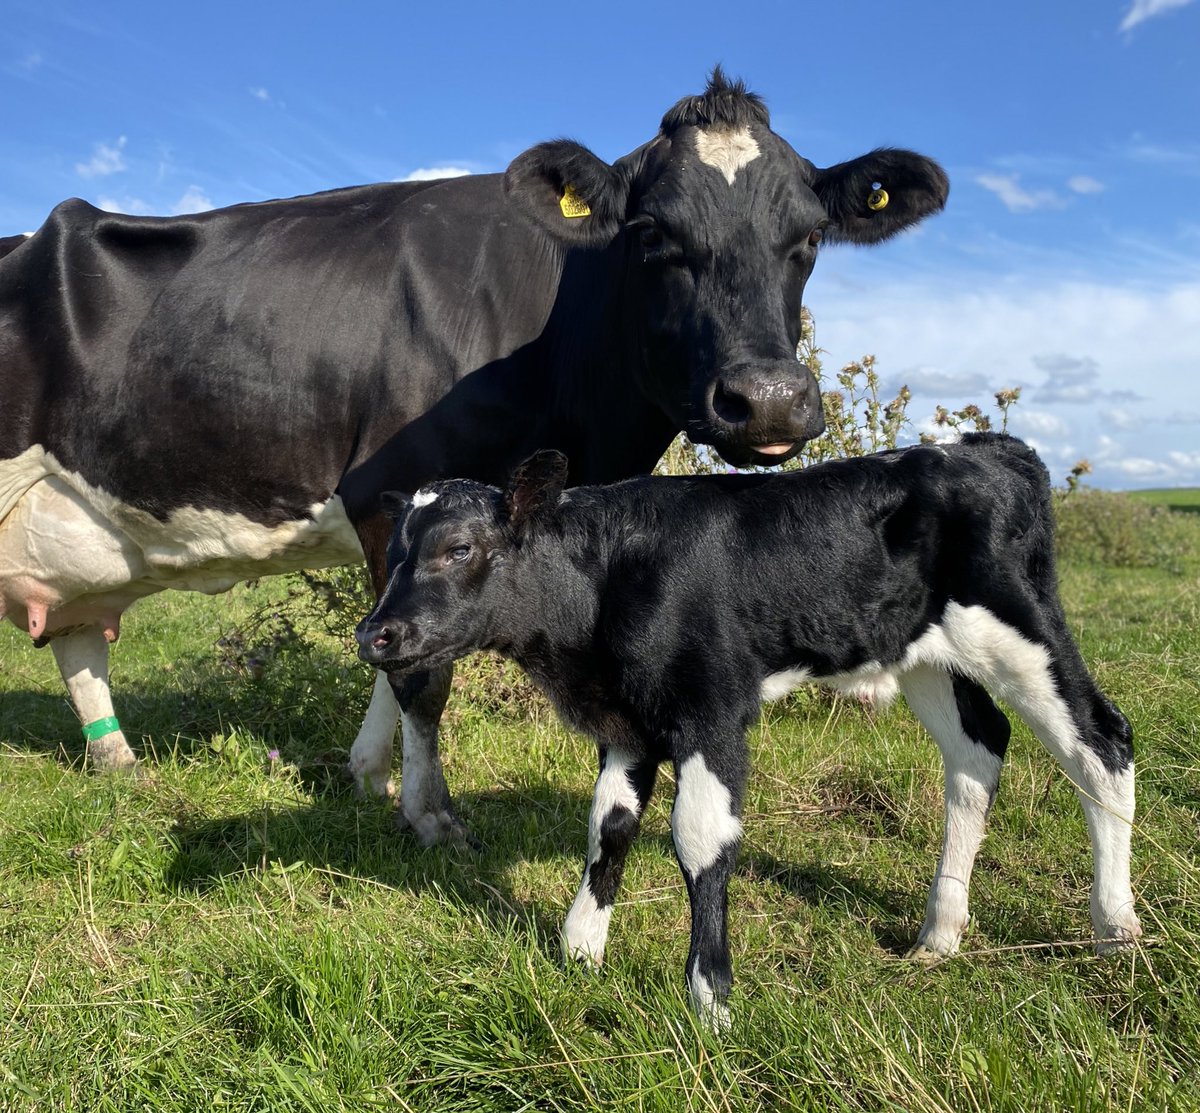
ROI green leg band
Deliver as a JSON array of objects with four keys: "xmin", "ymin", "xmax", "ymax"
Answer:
[{"xmin": 82, "ymin": 716, "xmax": 122, "ymax": 742}]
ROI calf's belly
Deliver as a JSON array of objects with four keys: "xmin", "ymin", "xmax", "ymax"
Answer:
[{"xmin": 0, "ymin": 446, "xmax": 363, "ymax": 641}]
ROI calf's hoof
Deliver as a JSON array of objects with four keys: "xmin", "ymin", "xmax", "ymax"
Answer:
[
  {"xmin": 346, "ymin": 762, "xmax": 397, "ymax": 800},
  {"xmin": 904, "ymin": 941, "xmax": 954, "ymax": 965},
  {"xmin": 402, "ymin": 804, "xmax": 481, "ymax": 851},
  {"xmin": 1094, "ymin": 920, "xmax": 1143, "ymax": 956}
]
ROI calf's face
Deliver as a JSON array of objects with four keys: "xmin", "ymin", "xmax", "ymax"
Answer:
[{"xmin": 355, "ymin": 453, "xmax": 568, "ymax": 673}]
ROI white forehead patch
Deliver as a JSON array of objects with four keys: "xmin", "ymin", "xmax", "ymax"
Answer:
[
  {"xmin": 694, "ymin": 127, "xmax": 761, "ymax": 186},
  {"xmin": 411, "ymin": 489, "xmax": 438, "ymax": 508}
]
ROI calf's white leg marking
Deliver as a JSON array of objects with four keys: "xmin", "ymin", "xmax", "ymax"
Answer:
[
  {"xmin": 50, "ymin": 627, "xmax": 136, "ymax": 770},
  {"xmin": 672, "ymin": 753, "xmax": 743, "ymax": 876},
  {"xmin": 694, "ymin": 126, "xmax": 761, "ymax": 186},
  {"xmin": 563, "ymin": 748, "xmax": 641, "ymax": 965},
  {"xmin": 348, "ymin": 671, "xmax": 399, "ymax": 797},
  {"xmin": 899, "ymin": 665, "xmax": 1003, "ymax": 959},
  {"xmin": 907, "ymin": 604, "xmax": 1140, "ymax": 949},
  {"xmin": 689, "ymin": 957, "xmax": 732, "ymax": 1034}
]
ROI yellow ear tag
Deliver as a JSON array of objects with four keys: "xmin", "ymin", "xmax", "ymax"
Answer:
[
  {"xmin": 559, "ymin": 183, "xmax": 592, "ymax": 219},
  {"xmin": 867, "ymin": 188, "xmax": 889, "ymax": 211}
]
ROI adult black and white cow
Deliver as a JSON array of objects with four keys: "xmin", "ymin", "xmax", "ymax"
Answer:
[
  {"xmin": 0, "ymin": 70, "xmax": 947, "ymax": 844},
  {"xmin": 356, "ymin": 435, "xmax": 1141, "ymax": 1027}
]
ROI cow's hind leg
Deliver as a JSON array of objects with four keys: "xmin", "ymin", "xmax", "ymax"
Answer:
[
  {"xmin": 50, "ymin": 626, "xmax": 137, "ymax": 771},
  {"xmin": 899, "ymin": 666, "xmax": 1008, "ymax": 960},
  {"xmin": 671, "ymin": 743, "xmax": 747, "ymax": 1032},
  {"xmin": 563, "ymin": 746, "xmax": 658, "ymax": 966}
]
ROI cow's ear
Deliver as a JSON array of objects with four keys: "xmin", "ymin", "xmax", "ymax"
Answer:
[
  {"xmin": 379, "ymin": 491, "xmax": 412, "ymax": 522},
  {"xmin": 504, "ymin": 450, "xmax": 569, "ymax": 529},
  {"xmin": 504, "ymin": 140, "xmax": 628, "ymax": 248},
  {"xmin": 813, "ymin": 148, "xmax": 948, "ymax": 246}
]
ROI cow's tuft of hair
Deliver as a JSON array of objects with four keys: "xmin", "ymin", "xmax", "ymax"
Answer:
[{"xmin": 660, "ymin": 66, "xmax": 770, "ymax": 134}]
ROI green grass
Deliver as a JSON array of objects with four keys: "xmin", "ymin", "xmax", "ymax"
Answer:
[{"xmin": 2, "ymin": 521, "xmax": 1199, "ymax": 1111}]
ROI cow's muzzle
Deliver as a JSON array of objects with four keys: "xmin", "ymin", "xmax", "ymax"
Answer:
[{"xmin": 702, "ymin": 361, "xmax": 825, "ymax": 466}]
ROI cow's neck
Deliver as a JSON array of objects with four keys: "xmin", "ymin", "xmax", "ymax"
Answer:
[{"xmin": 534, "ymin": 240, "xmax": 677, "ymax": 484}]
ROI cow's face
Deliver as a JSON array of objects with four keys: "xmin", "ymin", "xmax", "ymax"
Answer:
[
  {"xmin": 505, "ymin": 71, "xmax": 948, "ymax": 468},
  {"xmin": 355, "ymin": 453, "xmax": 568, "ymax": 673}
]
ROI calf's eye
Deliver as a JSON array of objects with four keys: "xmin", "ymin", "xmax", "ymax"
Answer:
[
  {"xmin": 808, "ymin": 227, "xmax": 824, "ymax": 247},
  {"xmin": 639, "ymin": 225, "xmax": 664, "ymax": 251},
  {"xmin": 445, "ymin": 545, "xmax": 472, "ymax": 564}
]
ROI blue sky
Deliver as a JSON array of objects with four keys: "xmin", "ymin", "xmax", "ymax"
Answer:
[{"xmin": 4, "ymin": 0, "xmax": 1198, "ymax": 487}]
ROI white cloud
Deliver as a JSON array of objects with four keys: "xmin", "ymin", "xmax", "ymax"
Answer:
[
  {"xmin": 97, "ymin": 195, "xmax": 152, "ymax": 215},
  {"xmin": 1114, "ymin": 456, "xmax": 1174, "ymax": 478},
  {"xmin": 1119, "ymin": 0, "xmax": 1196, "ymax": 32},
  {"xmin": 887, "ymin": 366, "xmax": 995, "ymax": 396},
  {"xmin": 249, "ymin": 86, "xmax": 271, "ymax": 101},
  {"xmin": 1067, "ymin": 175, "xmax": 1105, "ymax": 195},
  {"xmin": 400, "ymin": 166, "xmax": 473, "ymax": 182},
  {"xmin": 171, "ymin": 186, "xmax": 214, "ymax": 214},
  {"xmin": 975, "ymin": 172, "xmax": 1064, "ymax": 213},
  {"xmin": 1100, "ymin": 407, "xmax": 1145, "ymax": 430},
  {"xmin": 1011, "ymin": 410, "xmax": 1071, "ymax": 438},
  {"xmin": 813, "ymin": 272, "xmax": 1200, "ymax": 488},
  {"xmin": 1168, "ymin": 450, "xmax": 1200, "ymax": 468},
  {"xmin": 76, "ymin": 137, "xmax": 128, "ymax": 179}
]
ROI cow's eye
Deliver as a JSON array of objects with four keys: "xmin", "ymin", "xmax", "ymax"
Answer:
[
  {"xmin": 639, "ymin": 224, "xmax": 664, "ymax": 252},
  {"xmin": 445, "ymin": 544, "xmax": 472, "ymax": 564},
  {"xmin": 808, "ymin": 227, "xmax": 824, "ymax": 247}
]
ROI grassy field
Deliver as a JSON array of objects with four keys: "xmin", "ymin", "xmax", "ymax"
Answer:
[
  {"xmin": 1, "ymin": 506, "xmax": 1198, "ymax": 1111},
  {"xmin": 1126, "ymin": 487, "xmax": 1200, "ymax": 513}
]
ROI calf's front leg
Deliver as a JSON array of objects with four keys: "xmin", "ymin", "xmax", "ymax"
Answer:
[
  {"xmin": 51, "ymin": 626, "xmax": 137, "ymax": 771},
  {"xmin": 563, "ymin": 746, "xmax": 658, "ymax": 965},
  {"xmin": 670, "ymin": 742, "xmax": 747, "ymax": 1032}
]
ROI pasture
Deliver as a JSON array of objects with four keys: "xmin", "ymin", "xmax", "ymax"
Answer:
[{"xmin": 1, "ymin": 495, "xmax": 1197, "ymax": 1111}]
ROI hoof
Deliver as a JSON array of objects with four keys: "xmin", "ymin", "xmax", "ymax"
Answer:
[
  {"xmin": 1095, "ymin": 925, "xmax": 1143, "ymax": 956},
  {"xmin": 347, "ymin": 763, "xmax": 397, "ymax": 800},
  {"xmin": 403, "ymin": 806, "xmax": 481, "ymax": 851},
  {"xmin": 88, "ymin": 735, "xmax": 138, "ymax": 773},
  {"xmin": 904, "ymin": 941, "xmax": 953, "ymax": 964}
]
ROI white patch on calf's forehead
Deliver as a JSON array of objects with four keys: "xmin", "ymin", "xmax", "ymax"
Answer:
[
  {"xmin": 694, "ymin": 127, "xmax": 761, "ymax": 186},
  {"xmin": 411, "ymin": 490, "xmax": 438, "ymax": 508}
]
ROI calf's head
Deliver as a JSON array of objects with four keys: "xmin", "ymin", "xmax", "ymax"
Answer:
[
  {"xmin": 356, "ymin": 452, "xmax": 569, "ymax": 673},
  {"xmin": 505, "ymin": 68, "xmax": 949, "ymax": 468}
]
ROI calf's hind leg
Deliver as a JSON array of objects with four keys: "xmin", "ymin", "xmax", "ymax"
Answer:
[
  {"xmin": 899, "ymin": 666, "xmax": 1009, "ymax": 960},
  {"xmin": 563, "ymin": 746, "xmax": 658, "ymax": 965},
  {"xmin": 671, "ymin": 743, "xmax": 747, "ymax": 1031},
  {"xmin": 50, "ymin": 626, "xmax": 137, "ymax": 771}
]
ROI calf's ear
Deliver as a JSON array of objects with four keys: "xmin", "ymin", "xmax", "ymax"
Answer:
[
  {"xmin": 813, "ymin": 148, "xmax": 949, "ymax": 245},
  {"xmin": 505, "ymin": 450, "xmax": 569, "ymax": 530},
  {"xmin": 379, "ymin": 491, "xmax": 412, "ymax": 522},
  {"xmin": 505, "ymin": 140, "xmax": 629, "ymax": 248}
]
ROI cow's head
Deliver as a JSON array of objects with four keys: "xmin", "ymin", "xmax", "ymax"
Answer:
[
  {"xmin": 355, "ymin": 452, "xmax": 569, "ymax": 673},
  {"xmin": 504, "ymin": 69, "xmax": 948, "ymax": 467}
]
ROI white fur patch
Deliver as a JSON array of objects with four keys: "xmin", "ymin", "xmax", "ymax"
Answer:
[
  {"xmin": 348, "ymin": 671, "xmax": 400, "ymax": 796},
  {"xmin": 694, "ymin": 127, "xmax": 761, "ymax": 186},
  {"xmin": 673, "ymin": 753, "xmax": 742, "ymax": 876},
  {"xmin": 411, "ymin": 489, "xmax": 438, "ymax": 508},
  {"xmin": 563, "ymin": 886, "xmax": 613, "ymax": 965},
  {"xmin": 688, "ymin": 958, "xmax": 731, "ymax": 1032},
  {"xmin": 761, "ymin": 667, "xmax": 811, "ymax": 701},
  {"xmin": 0, "ymin": 444, "xmax": 362, "ymax": 637}
]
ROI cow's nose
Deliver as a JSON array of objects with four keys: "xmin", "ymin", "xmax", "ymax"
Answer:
[
  {"xmin": 355, "ymin": 617, "xmax": 411, "ymax": 662},
  {"xmin": 710, "ymin": 362, "xmax": 825, "ymax": 449}
]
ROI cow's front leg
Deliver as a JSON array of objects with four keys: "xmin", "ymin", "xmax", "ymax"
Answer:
[
  {"xmin": 50, "ymin": 626, "xmax": 137, "ymax": 771},
  {"xmin": 390, "ymin": 665, "xmax": 474, "ymax": 848},
  {"xmin": 671, "ymin": 742, "xmax": 747, "ymax": 1033},
  {"xmin": 563, "ymin": 746, "xmax": 658, "ymax": 966}
]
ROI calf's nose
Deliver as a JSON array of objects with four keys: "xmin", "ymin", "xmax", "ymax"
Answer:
[{"xmin": 355, "ymin": 616, "xmax": 412, "ymax": 663}]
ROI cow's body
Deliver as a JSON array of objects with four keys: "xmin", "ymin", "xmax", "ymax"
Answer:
[
  {"xmin": 358, "ymin": 434, "xmax": 1141, "ymax": 1026},
  {"xmin": 1, "ymin": 72, "xmax": 948, "ymax": 841}
]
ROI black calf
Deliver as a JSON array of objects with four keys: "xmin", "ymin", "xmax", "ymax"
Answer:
[{"xmin": 357, "ymin": 434, "xmax": 1140, "ymax": 1027}]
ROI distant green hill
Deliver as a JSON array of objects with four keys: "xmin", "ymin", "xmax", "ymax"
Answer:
[{"xmin": 1126, "ymin": 487, "xmax": 1200, "ymax": 513}]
